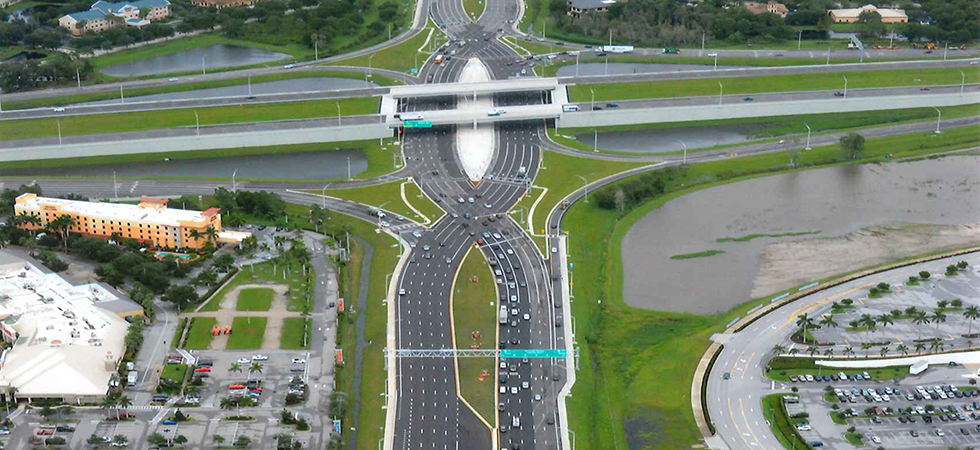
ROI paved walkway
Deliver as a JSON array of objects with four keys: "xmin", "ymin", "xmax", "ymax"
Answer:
[{"xmin": 183, "ymin": 283, "xmax": 303, "ymax": 350}]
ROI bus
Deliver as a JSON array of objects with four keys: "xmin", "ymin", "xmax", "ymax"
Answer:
[
  {"xmin": 397, "ymin": 113, "xmax": 424, "ymax": 121},
  {"xmin": 434, "ymin": 54, "xmax": 444, "ymax": 64}
]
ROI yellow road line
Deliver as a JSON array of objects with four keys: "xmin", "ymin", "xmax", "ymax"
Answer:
[
  {"xmin": 741, "ymin": 352, "xmax": 756, "ymax": 380},
  {"xmin": 740, "ymin": 397, "xmax": 768, "ymax": 450},
  {"xmin": 772, "ymin": 283, "xmax": 874, "ymax": 336},
  {"xmin": 731, "ymin": 351, "xmax": 746, "ymax": 373},
  {"xmin": 728, "ymin": 398, "xmax": 753, "ymax": 449}
]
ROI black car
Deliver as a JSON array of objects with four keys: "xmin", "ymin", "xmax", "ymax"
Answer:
[
  {"xmin": 56, "ymin": 426, "xmax": 75, "ymax": 433},
  {"xmin": 606, "ymin": 103, "xmax": 619, "ymax": 108},
  {"xmin": 744, "ymin": 97, "xmax": 754, "ymax": 101},
  {"xmin": 427, "ymin": 74, "xmax": 434, "ymax": 83}
]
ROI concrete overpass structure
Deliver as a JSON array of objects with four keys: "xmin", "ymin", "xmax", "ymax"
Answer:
[{"xmin": 388, "ymin": 78, "xmax": 559, "ymax": 98}]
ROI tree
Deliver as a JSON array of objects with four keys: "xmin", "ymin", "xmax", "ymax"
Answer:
[
  {"xmin": 87, "ymin": 434, "xmax": 106, "ymax": 445},
  {"xmin": 843, "ymin": 346, "xmax": 855, "ymax": 358},
  {"xmin": 857, "ymin": 10, "xmax": 885, "ymax": 37},
  {"xmin": 914, "ymin": 342, "xmax": 926, "ymax": 354},
  {"xmin": 807, "ymin": 346, "xmax": 818, "ymax": 357},
  {"xmin": 819, "ymin": 315, "xmax": 838, "ymax": 329},
  {"xmin": 919, "ymin": 270, "xmax": 931, "ymax": 280},
  {"xmin": 148, "ymin": 433, "xmax": 168, "ymax": 446},
  {"xmin": 896, "ymin": 344, "xmax": 909, "ymax": 355},
  {"xmin": 951, "ymin": 299, "xmax": 963, "ymax": 308},
  {"xmin": 938, "ymin": 300, "xmax": 950, "ymax": 310},
  {"xmin": 235, "ymin": 435, "xmax": 252, "ymax": 447},
  {"xmin": 112, "ymin": 435, "xmax": 128, "ymax": 445},
  {"xmin": 116, "ymin": 395, "xmax": 132, "ymax": 420},
  {"xmin": 100, "ymin": 394, "xmax": 118, "ymax": 416},
  {"xmin": 213, "ymin": 435, "xmax": 226, "ymax": 444},
  {"xmin": 839, "ymin": 132, "xmax": 865, "ymax": 160},
  {"xmin": 823, "ymin": 348, "xmax": 834, "ymax": 357},
  {"xmin": 932, "ymin": 310, "xmax": 947, "ymax": 334},
  {"xmin": 163, "ymin": 285, "xmax": 198, "ymax": 312},
  {"xmin": 964, "ymin": 306, "xmax": 980, "ymax": 336},
  {"xmin": 796, "ymin": 313, "xmax": 815, "ymax": 344},
  {"xmin": 174, "ymin": 435, "xmax": 188, "ymax": 445},
  {"xmin": 912, "ymin": 312, "xmax": 930, "ymax": 341},
  {"xmin": 138, "ymin": 6, "xmax": 150, "ymax": 18},
  {"xmin": 879, "ymin": 346, "xmax": 890, "ymax": 357},
  {"xmin": 247, "ymin": 361, "xmax": 263, "ymax": 382},
  {"xmin": 771, "ymin": 344, "xmax": 786, "ymax": 355}
]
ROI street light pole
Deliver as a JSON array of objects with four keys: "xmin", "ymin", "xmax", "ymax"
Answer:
[
  {"xmin": 57, "ymin": 119, "xmax": 62, "ymax": 145},
  {"xmin": 575, "ymin": 52, "xmax": 579, "ymax": 77},
  {"xmin": 961, "ymin": 70, "xmax": 966, "ymax": 95},
  {"xmin": 113, "ymin": 171, "xmax": 118, "ymax": 199},
  {"xmin": 368, "ymin": 54, "xmax": 376, "ymax": 80},
  {"xmin": 804, "ymin": 123, "xmax": 811, "ymax": 150},
  {"xmin": 347, "ymin": 156, "xmax": 352, "ymax": 180},
  {"xmin": 195, "ymin": 111, "xmax": 200, "ymax": 136},
  {"xmin": 76, "ymin": 68, "xmax": 81, "ymax": 89},
  {"xmin": 934, "ymin": 107, "xmax": 942, "ymax": 134},
  {"xmin": 593, "ymin": 129, "xmax": 597, "ymax": 153},
  {"xmin": 842, "ymin": 75, "xmax": 848, "ymax": 99},
  {"xmin": 337, "ymin": 102, "xmax": 342, "ymax": 126},
  {"xmin": 678, "ymin": 140, "xmax": 687, "ymax": 165},
  {"xmin": 718, "ymin": 81, "xmax": 723, "ymax": 106},
  {"xmin": 321, "ymin": 185, "xmax": 328, "ymax": 208},
  {"xmin": 232, "ymin": 169, "xmax": 238, "ymax": 193},
  {"xmin": 589, "ymin": 88, "xmax": 594, "ymax": 111},
  {"xmin": 248, "ymin": 76, "xmax": 252, "ymax": 96},
  {"xmin": 943, "ymin": 42, "xmax": 948, "ymax": 61},
  {"xmin": 120, "ymin": 85, "xmax": 124, "ymax": 104},
  {"xmin": 797, "ymin": 30, "xmax": 802, "ymax": 50},
  {"xmin": 701, "ymin": 30, "xmax": 705, "ymax": 51},
  {"xmin": 826, "ymin": 47, "xmax": 831, "ymax": 65},
  {"xmin": 575, "ymin": 175, "xmax": 588, "ymax": 202},
  {"xmin": 202, "ymin": 55, "xmax": 206, "ymax": 75}
]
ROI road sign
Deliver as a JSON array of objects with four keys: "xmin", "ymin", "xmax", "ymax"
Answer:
[
  {"xmin": 501, "ymin": 349, "xmax": 567, "ymax": 359},
  {"xmin": 404, "ymin": 120, "xmax": 432, "ymax": 128},
  {"xmin": 411, "ymin": 68, "xmax": 418, "ymax": 74}
]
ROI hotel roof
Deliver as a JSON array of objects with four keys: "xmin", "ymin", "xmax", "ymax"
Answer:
[{"xmin": 17, "ymin": 195, "xmax": 218, "ymax": 228}]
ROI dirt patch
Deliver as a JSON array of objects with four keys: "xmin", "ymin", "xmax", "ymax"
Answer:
[
  {"xmin": 623, "ymin": 405, "xmax": 668, "ymax": 450},
  {"xmin": 753, "ymin": 222, "xmax": 980, "ymax": 299}
]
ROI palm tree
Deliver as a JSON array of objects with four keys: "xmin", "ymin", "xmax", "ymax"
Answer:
[
  {"xmin": 796, "ymin": 313, "xmax": 815, "ymax": 344},
  {"xmin": 964, "ymin": 306, "xmax": 980, "ymax": 336},
  {"xmin": 807, "ymin": 346, "xmax": 818, "ymax": 357},
  {"xmin": 896, "ymin": 344, "xmax": 909, "ymax": 356},
  {"xmin": 15, "ymin": 213, "xmax": 41, "ymax": 237},
  {"xmin": 938, "ymin": 300, "xmax": 950, "ymax": 310},
  {"xmin": 861, "ymin": 342, "xmax": 875, "ymax": 357},
  {"xmin": 876, "ymin": 314, "xmax": 894, "ymax": 340},
  {"xmin": 843, "ymin": 346, "xmax": 855, "ymax": 358},
  {"xmin": 859, "ymin": 313, "xmax": 877, "ymax": 343},
  {"xmin": 115, "ymin": 395, "xmax": 132, "ymax": 421},
  {"xmin": 904, "ymin": 306, "xmax": 920, "ymax": 317},
  {"xmin": 820, "ymin": 315, "xmax": 838, "ymax": 330},
  {"xmin": 205, "ymin": 226, "xmax": 218, "ymax": 243},
  {"xmin": 788, "ymin": 348, "xmax": 800, "ymax": 356},
  {"xmin": 879, "ymin": 346, "xmax": 890, "ymax": 357},
  {"xmin": 229, "ymin": 362, "xmax": 243, "ymax": 377},
  {"xmin": 823, "ymin": 348, "xmax": 835, "ymax": 357},
  {"xmin": 932, "ymin": 311, "xmax": 948, "ymax": 334},
  {"xmin": 914, "ymin": 342, "xmax": 926, "ymax": 355},
  {"xmin": 219, "ymin": 397, "xmax": 235, "ymax": 414},
  {"xmin": 247, "ymin": 362, "xmax": 263, "ymax": 382},
  {"xmin": 912, "ymin": 313, "xmax": 931, "ymax": 341},
  {"xmin": 100, "ymin": 394, "xmax": 117, "ymax": 417},
  {"xmin": 771, "ymin": 344, "xmax": 787, "ymax": 355}
]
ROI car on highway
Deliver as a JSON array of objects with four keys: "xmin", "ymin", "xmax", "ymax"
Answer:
[
  {"xmin": 53, "ymin": 107, "xmax": 66, "ymax": 112},
  {"xmin": 237, "ymin": 357, "xmax": 251, "ymax": 364},
  {"xmin": 168, "ymin": 78, "xmax": 179, "ymax": 82},
  {"xmin": 834, "ymin": 92, "xmax": 845, "ymax": 97},
  {"xmin": 510, "ymin": 387, "xmax": 519, "ymax": 394},
  {"xmin": 484, "ymin": 203, "xmax": 492, "ymax": 208},
  {"xmin": 162, "ymin": 419, "xmax": 178, "ymax": 425},
  {"xmin": 744, "ymin": 97, "xmax": 754, "ymax": 101},
  {"xmin": 920, "ymin": 87, "xmax": 931, "ymax": 91}
]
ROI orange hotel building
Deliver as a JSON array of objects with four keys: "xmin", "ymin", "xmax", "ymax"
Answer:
[{"xmin": 12, "ymin": 194, "xmax": 245, "ymax": 250}]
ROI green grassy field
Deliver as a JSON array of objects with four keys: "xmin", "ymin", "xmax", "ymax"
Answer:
[
  {"xmin": 403, "ymin": 181, "xmax": 445, "ymax": 223},
  {"xmin": 172, "ymin": 317, "xmax": 188, "ymax": 347},
  {"xmin": 329, "ymin": 18, "xmax": 449, "ymax": 73},
  {"xmin": 183, "ymin": 317, "xmax": 217, "ymax": 349},
  {"xmin": 226, "ymin": 317, "xmax": 268, "ymax": 350},
  {"xmin": 312, "ymin": 179, "xmax": 433, "ymax": 223},
  {"xmin": 3, "ymin": 97, "xmax": 379, "ymax": 142},
  {"xmin": 0, "ymin": 139, "xmax": 398, "ymax": 182},
  {"xmin": 570, "ymin": 67, "xmax": 980, "ymax": 102},
  {"xmin": 463, "ymin": 0, "xmax": 485, "ymax": 21},
  {"xmin": 557, "ymin": 126, "xmax": 979, "ymax": 450},
  {"xmin": 762, "ymin": 394, "xmax": 815, "ymax": 450},
  {"xmin": 6, "ymin": 71, "xmax": 402, "ymax": 111},
  {"xmin": 236, "ymin": 288, "xmax": 274, "ymax": 311},
  {"xmin": 766, "ymin": 356, "xmax": 909, "ymax": 381},
  {"xmin": 550, "ymin": 104, "xmax": 980, "ymax": 155},
  {"xmin": 453, "ymin": 246, "xmax": 497, "ymax": 428},
  {"xmin": 200, "ymin": 260, "xmax": 311, "ymax": 313},
  {"xmin": 280, "ymin": 318, "xmax": 312, "ymax": 349},
  {"xmin": 160, "ymin": 363, "xmax": 188, "ymax": 384},
  {"xmin": 91, "ymin": 33, "xmax": 308, "ymax": 80}
]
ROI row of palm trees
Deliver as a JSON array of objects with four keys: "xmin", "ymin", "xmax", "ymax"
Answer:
[
  {"xmin": 100, "ymin": 393, "xmax": 133, "ymax": 420},
  {"xmin": 784, "ymin": 305, "xmax": 980, "ymax": 358},
  {"xmin": 773, "ymin": 339, "xmax": 954, "ymax": 358}
]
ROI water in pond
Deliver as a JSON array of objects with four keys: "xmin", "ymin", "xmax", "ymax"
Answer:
[
  {"xmin": 1, "ymin": 51, "xmax": 45, "ymax": 64},
  {"xmin": 82, "ymin": 78, "xmax": 378, "ymax": 105},
  {"xmin": 556, "ymin": 63, "xmax": 740, "ymax": 77},
  {"xmin": 621, "ymin": 156, "xmax": 980, "ymax": 314},
  {"xmin": 1, "ymin": 150, "xmax": 368, "ymax": 180},
  {"xmin": 575, "ymin": 124, "xmax": 764, "ymax": 153},
  {"xmin": 101, "ymin": 44, "xmax": 290, "ymax": 77}
]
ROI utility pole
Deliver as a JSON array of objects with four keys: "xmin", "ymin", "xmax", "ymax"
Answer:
[
  {"xmin": 347, "ymin": 156, "xmax": 351, "ymax": 180},
  {"xmin": 804, "ymin": 123, "xmax": 811, "ymax": 150},
  {"xmin": 575, "ymin": 175, "xmax": 589, "ymax": 202},
  {"xmin": 336, "ymin": 102, "xmax": 341, "ymax": 126},
  {"xmin": 826, "ymin": 47, "xmax": 830, "ymax": 65},
  {"xmin": 798, "ymin": 30, "xmax": 802, "ymax": 50},
  {"xmin": 961, "ymin": 70, "xmax": 966, "ymax": 95},
  {"xmin": 248, "ymin": 76, "xmax": 252, "ymax": 96},
  {"xmin": 589, "ymin": 88, "xmax": 594, "ymax": 112},
  {"xmin": 593, "ymin": 129, "xmax": 597, "ymax": 153},
  {"xmin": 575, "ymin": 52, "xmax": 579, "ymax": 77},
  {"xmin": 368, "ymin": 54, "xmax": 376, "ymax": 80}
]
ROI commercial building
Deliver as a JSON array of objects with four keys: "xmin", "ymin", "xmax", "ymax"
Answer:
[
  {"xmin": 189, "ymin": 0, "xmax": 258, "ymax": 8},
  {"xmin": 828, "ymin": 4, "xmax": 908, "ymax": 23},
  {"xmin": 0, "ymin": 251, "xmax": 136, "ymax": 403},
  {"xmin": 744, "ymin": 1, "xmax": 787, "ymax": 18},
  {"xmin": 59, "ymin": 0, "xmax": 171, "ymax": 36},
  {"xmin": 14, "ymin": 194, "xmax": 250, "ymax": 250},
  {"xmin": 566, "ymin": 0, "xmax": 618, "ymax": 17}
]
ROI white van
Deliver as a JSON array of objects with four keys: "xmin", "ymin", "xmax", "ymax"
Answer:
[
  {"xmin": 487, "ymin": 109, "xmax": 504, "ymax": 117},
  {"xmin": 562, "ymin": 104, "xmax": 579, "ymax": 112}
]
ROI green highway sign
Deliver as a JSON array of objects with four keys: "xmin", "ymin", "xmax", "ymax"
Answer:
[
  {"xmin": 404, "ymin": 120, "xmax": 432, "ymax": 128},
  {"xmin": 411, "ymin": 68, "xmax": 418, "ymax": 74},
  {"xmin": 501, "ymin": 349, "xmax": 567, "ymax": 359}
]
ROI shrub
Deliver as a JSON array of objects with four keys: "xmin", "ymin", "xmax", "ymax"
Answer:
[{"xmin": 919, "ymin": 271, "xmax": 931, "ymax": 279}]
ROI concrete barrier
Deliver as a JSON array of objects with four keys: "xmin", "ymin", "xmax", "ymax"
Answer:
[
  {"xmin": 559, "ymin": 92, "xmax": 980, "ymax": 128},
  {"xmin": 2, "ymin": 123, "xmax": 394, "ymax": 162}
]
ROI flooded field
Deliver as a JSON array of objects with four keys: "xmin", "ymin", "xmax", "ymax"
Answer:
[
  {"xmin": 621, "ymin": 155, "xmax": 980, "ymax": 314},
  {"xmin": 1, "ymin": 150, "xmax": 368, "ymax": 180},
  {"xmin": 102, "ymin": 44, "xmax": 290, "ymax": 77}
]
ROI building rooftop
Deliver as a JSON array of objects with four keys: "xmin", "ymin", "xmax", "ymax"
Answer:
[
  {"xmin": 829, "ymin": 4, "xmax": 907, "ymax": 19},
  {"xmin": 17, "ymin": 194, "xmax": 217, "ymax": 228},
  {"xmin": 0, "ymin": 252, "xmax": 127, "ymax": 397},
  {"xmin": 568, "ymin": 0, "xmax": 616, "ymax": 9}
]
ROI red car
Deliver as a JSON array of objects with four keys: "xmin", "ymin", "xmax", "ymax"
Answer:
[
  {"xmin": 920, "ymin": 87, "xmax": 931, "ymax": 91},
  {"xmin": 36, "ymin": 429, "xmax": 54, "ymax": 436},
  {"xmin": 228, "ymin": 384, "xmax": 245, "ymax": 390},
  {"xmin": 194, "ymin": 366, "xmax": 211, "ymax": 373},
  {"xmin": 248, "ymin": 386, "xmax": 263, "ymax": 392}
]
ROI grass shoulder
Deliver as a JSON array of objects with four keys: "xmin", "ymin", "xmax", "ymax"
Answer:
[
  {"xmin": 328, "ymin": 18, "xmax": 448, "ymax": 73},
  {"xmin": 403, "ymin": 180, "xmax": 446, "ymax": 223}
]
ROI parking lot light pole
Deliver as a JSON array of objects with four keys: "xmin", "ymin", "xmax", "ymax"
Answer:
[
  {"xmin": 797, "ymin": 30, "xmax": 802, "ymax": 50},
  {"xmin": 593, "ymin": 129, "xmax": 597, "ymax": 153},
  {"xmin": 322, "ymin": 185, "xmax": 328, "ymax": 207},
  {"xmin": 804, "ymin": 123, "xmax": 811, "ymax": 150},
  {"xmin": 589, "ymin": 88, "xmax": 595, "ymax": 111}
]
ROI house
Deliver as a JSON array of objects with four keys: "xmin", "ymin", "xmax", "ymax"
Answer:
[
  {"xmin": 828, "ymin": 4, "xmax": 908, "ymax": 23},
  {"xmin": 189, "ymin": 0, "xmax": 258, "ymax": 8},
  {"xmin": 58, "ymin": 0, "xmax": 170, "ymax": 36},
  {"xmin": 744, "ymin": 1, "xmax": 788, "ymax": 18},
  {"xmin": 566, "ymin": 0, "xmax": 618, "ymax": 17}
]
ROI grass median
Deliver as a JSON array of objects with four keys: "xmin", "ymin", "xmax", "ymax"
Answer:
[
  {"xmin": 8, "ymin": 71, "xmax": 402, "ymax": 111},
  {"xmin": 452, "ymin": 246, "xmax": 498, "ymax": 428},
  {"xmin": 309, "ymin": 179, "xmax": 436, "ymax": 223},
  {"xmin": 463, "ymin": 0, "xmax": 486, "ymax": 21},
  {"xmin": 3, "ymin": 97, "xmax": 379, "ymax": 142},
  {"xmin": 161, "ymin": 363, "xmax": 188, "ymax": 384},
  {"xmin": 569, "ymin": 66, "xmax": 980, "ymax": 102},
  {"xmin": 329, "ymin": 18, "xmax": 449, "ymax": 73},
  {"xmin": 550, "ymin": 104, "xmax": 980, "ymax": 155},
  {"xmin": 0, "ymin": 139, "xmax": 399, "ymax": 182},
  {"xmin": 403, "ymin": 180, "xmax": 446, "ymax": 223},
  {"xmin": 280, "ymin": 317, "xmax": 312, "ymax": 350},
  {"xmin": 557, "ymin": 125, "xmax": 979, "ymax": 450},
  {"xmin": 226, "ymin": 317, "xmax": 268, "ymax": 350},
  {"xmin": 183, "ymin": 317, "xmax": 217, "ymax": 350},
  {"xmin": 766, "ymin": 357, "xmax": 909, "ymax": 382}
]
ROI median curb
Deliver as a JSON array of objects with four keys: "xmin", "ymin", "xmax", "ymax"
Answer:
[{"xmin": 692, "ymin": 245, "xmax": 980, "ymax": 444}]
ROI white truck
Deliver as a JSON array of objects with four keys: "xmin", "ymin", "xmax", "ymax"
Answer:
[
  {"xmin": 499, "ymin": 307, "xmax": 508, "ymax": 325},
  {"xmin": 602, "ymin": 45, "xmax": 634, "ymax": 53},
  {"xmin": 487, "ymin": 108, "xmax": 505, "ymax": 117},
  {"xmin": 127, "ymin": 371, "xmax": 138, "ymax": 387}
]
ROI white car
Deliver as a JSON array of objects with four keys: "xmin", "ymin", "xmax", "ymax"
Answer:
[
  {"xmin": 523, "ymin": 313, "xmax": 530, "ymax": 320},
  {"xmin": 237, "ymin": 358, "xmax": 252, "ymax": 364},
  {"xmin": 53, "ymin": 107, "xmax": 66, "ymax": 112},
  {"xmin": 533, "ymin": 394, "xmax": 542, "ymax": 401},
  {"xmin": 510, "ymin": 387, "xmax": 518, "ymax": 395},
  {"xmin": 252, "ymin": 355, "xmax": 268, "ymax": 361},
  {"xmin": 551, "ymin": 247, "xmax": 557, "ymax": 253},
  {"xmin": 870, "ymin": 436, "xmax": 881, "ymax": 444},
  {"xmin": 292, "ymin": 358, "xmax": 307, "ymax": 364},
  {"xmin": 500, "ymin": 386, "xmax": 507, "ymax": 394},
  {"xmin": 521, "ymin": 381, "xmax": 529, "ymax": 389},
  {"xmin": 168, "ymin": 78, "xmax": 179, "ymax": 82}
]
